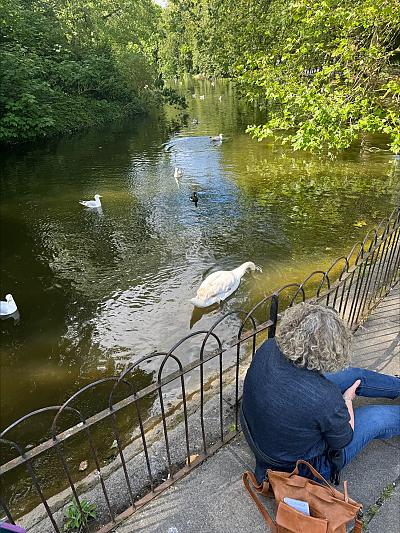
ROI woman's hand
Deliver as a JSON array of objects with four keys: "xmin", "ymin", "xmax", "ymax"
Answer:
[
  {"xmin": 343, "ymin": 379, "xmax": 361, "ymax": 401},
  {"xmin": 343, "ymin": 380, "xmax": 361, "ymax": 430}
]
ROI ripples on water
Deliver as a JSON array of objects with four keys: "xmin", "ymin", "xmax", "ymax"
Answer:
[{"xmin": 0, "ymin": 78, "xmax": 399, "ymax": 429}]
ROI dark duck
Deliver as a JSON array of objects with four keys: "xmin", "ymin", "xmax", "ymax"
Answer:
[{"xmin": 190, "ymin": 192, "xmax": 199, "ymax": 207}]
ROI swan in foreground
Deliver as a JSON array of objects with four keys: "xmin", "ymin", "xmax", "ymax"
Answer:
[
  {"xmin": 190, "ymin": 262, "xmax": 259, "ymax": 308},
  {"xmin": 79, "ymin": 194, "xmax": 102, "ymax": 208},
  {"xmin": 0, "ymin": 294, "xmax": 18, "ymax": 316},
  {"xmin": 210, "ymin": 133, "xmax": 223, "ymax": 142}
]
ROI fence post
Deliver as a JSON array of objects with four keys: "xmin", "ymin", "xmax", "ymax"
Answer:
[{"xmin": 268, "ymin": 294, "xmax": 279, "ymax": 338}]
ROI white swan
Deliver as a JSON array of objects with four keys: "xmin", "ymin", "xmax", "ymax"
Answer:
[
  {"xmin": 79, "ymin": 194, "xmax": 102, "ymax": 208},
  {"xmin": 0, "ymin": 294, "xmax": 18, "ymax": 316},
  {"xmin": 199, "ymin": 95, "xmax": 205, "ymax": 100},
  {"xmin": 190, "ymin": 262, "xmax": 257, "ymax": 308},
  {"xmin": 210, "ymin": 133, "xmax": 223, "ymax": 142},
  {"xmin": 174, "ymin": 167, "xmax": 183, "ymax": 179}
]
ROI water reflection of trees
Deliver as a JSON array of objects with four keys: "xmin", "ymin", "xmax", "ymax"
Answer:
[{"xmin": 225, "ymin": 145, "xmax": 399, "ymax": 243}]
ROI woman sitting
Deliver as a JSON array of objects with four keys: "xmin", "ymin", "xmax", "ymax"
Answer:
[{"xmin": 241, "ymin": 302, "xmax": 400, "ymax": 484}]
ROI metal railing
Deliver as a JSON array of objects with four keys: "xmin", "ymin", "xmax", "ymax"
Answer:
[{"xmin": 1, "ymin": 207, "xmax": 399, "ymax": 533}]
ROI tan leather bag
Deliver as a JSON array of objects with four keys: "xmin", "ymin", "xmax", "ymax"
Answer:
[{"xmin": 242, "ymin": 460, "xmax": 363, "ymax": 533}]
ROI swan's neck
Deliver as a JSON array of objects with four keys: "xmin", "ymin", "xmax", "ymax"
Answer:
[{"xmin": 233, "ymin": 262, "xmax": 255, "ymax": 278}]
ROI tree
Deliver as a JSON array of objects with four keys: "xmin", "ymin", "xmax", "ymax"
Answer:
[
  {"xmin": 238, "ymin": 0, "xmax": 400, "ymax": 154},
  {"xmin": 159, "ymin": 0, "xmax": 400, "ymax": 155},
  {"xmin": 158, "ymin": 0, "xmax": 270, "ymax": 77},
  {"xmin": 0, "ymin": 0, "xmax": 162, "ymax": 143}
]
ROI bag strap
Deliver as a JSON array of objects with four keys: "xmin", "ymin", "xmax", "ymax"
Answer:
[
  {"xmin": 242, "ymin": 471, "xmax": 277, "ymax": 533},
  {"xmin": 290, "ymin": 460, "xmax": 336, "ymax": 496}
]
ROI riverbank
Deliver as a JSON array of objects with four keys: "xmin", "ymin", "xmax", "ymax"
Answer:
[
  {"xmin": 0, "ymin": 88, "xmax": 188, "ymax": 148},
  {"xmin": 15, "ymin": 347, "xmax": 250, "ymax": 532},
  {"xmin": 112, "ymin": 285, "xmax": 400, "ymax": 533},
  {"xmin": 14, "ymin": 285, "xmax": 400, "ymax": 533},
  {"xmin": 1, "ymin": 0, "xmax": 163, "ymax": 146}
]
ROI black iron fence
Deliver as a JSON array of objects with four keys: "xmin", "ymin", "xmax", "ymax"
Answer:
[{"xmin": 1, "ymin": 207, "xmax": 399, "ymax": 533}]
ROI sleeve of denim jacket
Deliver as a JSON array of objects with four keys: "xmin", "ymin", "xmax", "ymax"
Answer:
[{"xmin": 321, "ymin": 397, "xmax": 354, "ymax": 449}]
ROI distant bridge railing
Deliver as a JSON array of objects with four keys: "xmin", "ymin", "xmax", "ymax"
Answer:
[{"xmin": 1, "ymin": 207, "xmax": 399, "ymax": 533}]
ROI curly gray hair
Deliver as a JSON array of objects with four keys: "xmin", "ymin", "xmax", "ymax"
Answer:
[{"xmin": 275, "ymin": 302, "xmax": 352, "ymax": 373}]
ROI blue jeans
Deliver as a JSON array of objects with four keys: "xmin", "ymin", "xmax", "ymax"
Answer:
[{"xmin": 324, "ymin": 367, "xmax": 400, "ymax": 471}]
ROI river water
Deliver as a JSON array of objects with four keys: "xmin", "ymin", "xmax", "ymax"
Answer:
[{"xmin": 1, "ymin": 78, "xmax": 399, "ymax": 434}]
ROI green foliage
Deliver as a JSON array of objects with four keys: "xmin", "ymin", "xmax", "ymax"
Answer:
[
  {"xmin": 239, "ymin": 0, "xmax": 400, "ymax": 155},
  {"xmin": 160, "ymin": 0, "xmax": 400, "ymax": 155},
  {"xmin": 158, "ymin": 0, "xmax": 269, "ymax": 77},
  {"xmin": 64, "ymin": 499, "xmax": 97, "ymax": 532},
  {"xmin": 0, "ymin": 0, "xmax": 162, "ymax": 144},
  {"xmin": 159, "ymin": 87, "xmax": 187, "ymax": 107}
]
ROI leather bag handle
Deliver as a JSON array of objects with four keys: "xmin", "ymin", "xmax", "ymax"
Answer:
[
  {"xmin": 242, "ymin": 471, "xmax": 277, "ymax": 533},
  {"xmin": 290, "ymin": 460, "xmax": 336, "ymax": 496}
]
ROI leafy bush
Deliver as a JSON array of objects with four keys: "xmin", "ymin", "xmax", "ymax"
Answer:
[{"xmin": 0, "ymin": 0, "xmax": 162, "ymax": 144}]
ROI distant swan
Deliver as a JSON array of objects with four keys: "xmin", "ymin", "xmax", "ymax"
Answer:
[
  {"xmin": 79, "ymin": 194, "xmax": 102, "ymax": 208},
  {"xmin": 190, "ymin": 262, "xmax": 258, "ymax": 308},
  {"xmin": 174, "ymin": 167, "xmax": 183, "ymax": 179},
  {"xmin": 210, "ymin": 133, "xmax": 223, "ymax": 142},
  {"xmin": 0, "ymin": 294, "xmax": 18, "ymax": 316},
  {"xmin": 199, "ymin": 95, "xmax": 205, "ymax": 100}
]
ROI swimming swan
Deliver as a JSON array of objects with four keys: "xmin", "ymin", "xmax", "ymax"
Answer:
[
  {"xmin": 79, "ymin": 194, "xmax": 102, "ymax": 208},
  {"xmin": 190, "ymin": 262, "xmax": 258, "ymax": 308},
  {"xmin": 174, "ymin": 167, "xmax": 184, "ymax": 179},
  {"xmin": 210, "ymin": 133, "xmax": 223, "ymax": 142},
  {"xmin": 0, "ymin": 294, "xmax": 18, "ymax": 316}
]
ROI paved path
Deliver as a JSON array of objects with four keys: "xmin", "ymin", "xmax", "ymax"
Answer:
[{"xmin": 113, "ymin": 286, "xmax": 400, "ymax": 533}]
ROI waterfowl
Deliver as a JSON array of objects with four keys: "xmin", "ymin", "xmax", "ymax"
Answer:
[
  {"xmin": 192, "ymin": 94, "xmax": 197, "ymax": 98},
  {"xmin": 199, "ymin": 95, "xmax": 205, "ymax": 100},
  {"xmin": 210, "ymin": 133, "xmax": 223, "ymax": 142},
  {"xmin": 0, "ymin": 294, "xmax": 18, "ymax": 316},
  {"xmin": 218, "ymin": 95, "xmax": 222, "ymax": 102},
  {"xmin": 79, "ymin": 194, "xmax": 102, "ymax": 208},
  {"xmin": 190, "ymin": 262, "xmax": 258, "ymax": 308},
  {"xmin": 190, "ymin": 192, "xmax": 199, "ymax": 206},
  {"xmin": 174, "ymin": 167, "xmax": 183, "ymax": 179}
]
